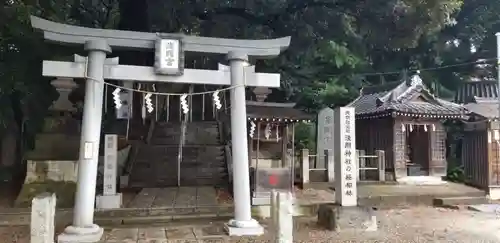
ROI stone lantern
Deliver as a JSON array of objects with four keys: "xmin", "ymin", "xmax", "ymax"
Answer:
[
  {"xmin": 50, "ymin": 78, "xmax": 78, "ymax": 112},
  {"xmin": 253, "ymin": 87, "xmax": 272, "ymax": 102}
]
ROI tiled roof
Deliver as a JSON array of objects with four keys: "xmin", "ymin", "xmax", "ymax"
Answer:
[
  {"xmin": 464, "ymin": 101, "xmax": 499, "ymax": 119},
  {"xmin": 246, "ymin": 101, "xmax": 312, "ymax": 121},
  {"xmin": 455, "ymin": 80, "xmax": 498, "ymax": 104},
  {"xmin": 454, "ymin": 79, "xmax": 500, "ymax": 119},
  {"xmin": 348, "ymin": 74, "xmax": 466, "ymax": 119}
]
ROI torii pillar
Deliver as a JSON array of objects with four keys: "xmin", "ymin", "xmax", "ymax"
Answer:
[
  {"xmin": 30, "ymin": 16, "xmax": 290, "ymax": 242},
  {"xmin": 226, "ymin": 51, "xmax": 260, "ymax": 234}
]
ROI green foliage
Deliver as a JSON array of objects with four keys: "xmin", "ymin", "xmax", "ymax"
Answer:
[
  {"xmin": 446, "ymin": 162, "xmax": 465, "ymax": 183},
  {"xmin": 293, "ymin": 122, "xmax": 316, "ymax": 152},
  {"xmin": 0, "ymin": 0, "xmax": 496, "ymax": 152}
]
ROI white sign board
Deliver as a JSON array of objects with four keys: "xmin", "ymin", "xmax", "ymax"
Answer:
[
  {"xmin": 154, "ymin": 38, "xmax": 183, "ymax": 75},
  {"xmin": 316, "ymin": 107, "xmax": 334, "ymax": 169},
  {"xmin": 103, "ymin": 134, "xmax": 118, "ymax": 195},
  {"xmin": 334, "ymin": 107, "xmax": 357, "ymax": 206}
]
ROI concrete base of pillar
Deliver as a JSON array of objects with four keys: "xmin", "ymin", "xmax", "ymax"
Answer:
[
  {"xmin": 224, "ymin": 219, "xmax": 264, "ymax": 236},
  {"xmin": 57, "ymin": 224, "xmax": 103, "ymax": 243},
  {"xmin": 96, "ymin": 193, "xmax": 122, "ymax": 209}
]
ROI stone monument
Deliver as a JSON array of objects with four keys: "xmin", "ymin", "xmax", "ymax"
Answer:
[
  {"xmin": 317, "ymin": 106, "xmax": 377, "ymax": 232},
  {"xmin": 334, "ymin": 107, "xmax": 357, "ymax": 206},
  {"xmin": 31, "ymin": 192, "xmax": 56, "ymax": 243},
  {"xmin": 316, "ymin": 107, "xmax": 334, "ymax": 171},
  {"xmin": 96, "ymin": 134, "xmax": 122, "ymax": 209}
]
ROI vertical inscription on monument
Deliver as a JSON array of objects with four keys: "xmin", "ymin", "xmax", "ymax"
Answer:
[
  {"xmin": 103, "ymin": 134, "xmax": 117, "ymax": 196},
  {"xmin": 334, "ymin": 107, "xmax": 357, "ymax": 206},
  {"xmin": 316, "ymin": 107, "xmax": 334, "ymax": 169}
]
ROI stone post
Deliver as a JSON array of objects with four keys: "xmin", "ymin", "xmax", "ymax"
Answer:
[
  {"xmin": 58, "ymin": 40, "xmax": 111, "ymax": 243},
  {"xmin": 31, "ymin": 193, "xmax": 56, "ymax": 243},
  {"xmin": 300, "ymin": 149, "xmax": 310, "ymax": 185},
  {"xmin": 325, "ymin": 149, "xmax": 334, "ymax": 182},
  {"xmin": 376, "ymin": 150, "xmax": 386, "ymax": 182},
  {"xmin": 271, "ymin": 190, "xmax": 293, "ymax": 243},
  {"xmin": 356, "ymin": 150, "xmax": 366, "ymax": 182},
  {"xmin": 334, "ymin": 107, "xmax": 357, "ymax": 206},
  {"xmin": 225, "ymin": 51, "xmax": 264, "ymax": 236}
]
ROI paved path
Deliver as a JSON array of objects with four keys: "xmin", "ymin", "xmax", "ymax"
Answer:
[
  {"xmin": 126, "ymin": 187, "xmax": 219, "ymax": 208},
  {"xmin": 98, "ymin": 206, "xmax": 500, "ymax": 243},
  {"xmin": 1, "ymin": 206, "xmax": 500, "ymax": 242},
  {"xmin": 101, "ymin": 224, "xmax": 222, "ymax": 243}
]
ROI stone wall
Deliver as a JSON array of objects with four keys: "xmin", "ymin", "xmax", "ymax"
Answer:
[
  {"xmin": 16, "ymin": 160, "xmax": 78, "ymax": 208},
  {"xmin": 16, "ymin": 145, "xmax": 131, "ymax": 208}
]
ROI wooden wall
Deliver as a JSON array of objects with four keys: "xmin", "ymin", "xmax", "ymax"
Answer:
[
  {"xmin": 357, "ymin": 117, "xmax": 446, "ymax": 180},
  {"xmin": 355, "ymin": 117, "xmax": 394, "ymax": 178},
  {"xmin": 462, "ymin": 129, "xmax": 489, "ymax": 189},
  {"xmin": 462, "ymin": 119, "xmax": 500, "ymax": 189}
]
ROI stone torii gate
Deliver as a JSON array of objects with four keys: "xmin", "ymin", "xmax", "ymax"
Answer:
[{"xmin": 30, "ymin": 16, "xmax": 290, "ymax": 242}]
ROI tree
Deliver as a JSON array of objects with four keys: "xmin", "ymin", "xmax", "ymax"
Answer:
[
  {"xmin": 143, "ymin": 0, "xmax": 465, "ymax": 107},
  {"xmin": 0, "ymin": 0, "xmax": 475, "ymax": 141}
]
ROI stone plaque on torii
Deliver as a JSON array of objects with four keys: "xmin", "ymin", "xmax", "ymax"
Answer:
[{"xmin": 30, "ymin": 16, "xmax": 290, "ymax": 242}]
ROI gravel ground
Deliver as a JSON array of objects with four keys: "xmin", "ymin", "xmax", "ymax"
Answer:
[
  {"xmin": 234, "ymin": 206, "xmax": 500, "ymax": 243},
  {"xmin": 3, "ymin": 206, "xmax": 500, "ymax": 242}
]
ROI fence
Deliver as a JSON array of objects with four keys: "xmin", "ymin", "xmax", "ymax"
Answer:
[
  {"xmin": 300, "ymin": 149, "xmax": 334, "ymax": 184},
  {"xmin": 299, "ymin": 149, "xmax": 385, "ymax": 185},
  {"xmin": 357, "ymin": 150, "xmax": 385, "ymax": 182}
]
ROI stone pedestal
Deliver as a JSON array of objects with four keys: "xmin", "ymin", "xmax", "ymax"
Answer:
[
  {"xmin": 317, "ymin": 204, "xmax": 377, "ymax": 232},
  {"xmin": 96, "ymin": 193, "xmax": 122, "ymax": 209},
  {"xmin": 16, "ymin": 160, "xmax": 78, "ymax": 208}
]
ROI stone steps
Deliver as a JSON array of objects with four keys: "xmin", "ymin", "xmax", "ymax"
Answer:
[
  {"xmin": 129, "ymin": 178, "xmax": 228, "ymax": 188},
  {"xmin": 129, "ymin": 121, "xmax": 228, "ymax": 187},
  {"xmin": 152, "ymin": 122, "xmax": 220, "ymax": 145}
]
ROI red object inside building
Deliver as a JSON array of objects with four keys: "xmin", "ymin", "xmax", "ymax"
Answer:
[{"xmin": 269, "ymin": 174, "xmax": 278, "ymax": 186}]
